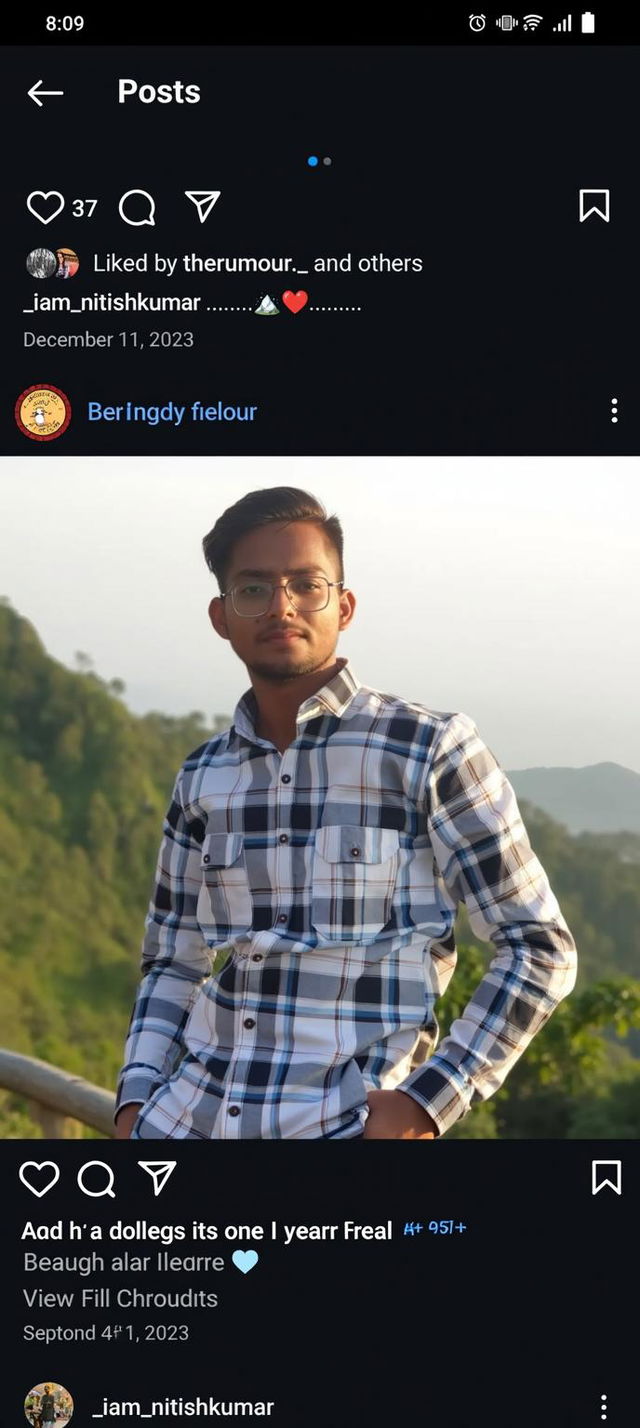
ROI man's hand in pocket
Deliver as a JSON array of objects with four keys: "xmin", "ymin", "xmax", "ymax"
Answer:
[
  {"xmin": 362, "ymin": 1090, "xmax": 437, "ymax": 1139},
  {"xmin": 114, "ymin": 1104, "xmax": 143, "ymax": 1139}
]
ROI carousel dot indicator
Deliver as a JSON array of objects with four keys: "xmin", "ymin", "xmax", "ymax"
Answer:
[
  {"xmin": 307, "ymin": 155, "xmax": 319, "ymax": 167},
  {"xmin": 323, "ymin": 156, "xmax": 332, "ymax": 165}
]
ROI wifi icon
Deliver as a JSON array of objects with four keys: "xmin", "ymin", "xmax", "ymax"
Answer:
[{"xmin": 523, "ymin": 13, "xmax": 543, "ymax": 28}]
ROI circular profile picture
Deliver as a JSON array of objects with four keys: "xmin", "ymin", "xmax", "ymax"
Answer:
[
  {"xmin": 55, "ymin": 247, "xmax": 80, "ymax": 279},
  {"xmin": 24, "ymin": 1382, "xmax": 74, "ymax": 1428},
  {"xmin": 26, "ymin": 247, "xmax": 57, "ymax": 279},
  {"xmin": 15, "ymin": 384, "xmax": 72, "ymax": 442}
]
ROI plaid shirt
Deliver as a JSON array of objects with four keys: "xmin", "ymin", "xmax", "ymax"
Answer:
[{"xmin": 117, "ymin": 659, "xmax": 577, "ymax": 1139}]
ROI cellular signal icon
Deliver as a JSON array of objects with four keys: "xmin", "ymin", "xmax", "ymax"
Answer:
[
  {"xmin": 553, "ymin": 12, "xmax": 572, "ymax": 29},
  {"xmin": 523, "ymin": 13, "xmax": 543, "ymax": 29}
]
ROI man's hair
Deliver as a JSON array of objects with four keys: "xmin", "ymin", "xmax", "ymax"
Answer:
[{"xmin": 202, "ymin": 486, "xmax": 344, "ymax": 590}]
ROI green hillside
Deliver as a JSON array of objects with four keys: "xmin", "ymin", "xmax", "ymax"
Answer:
[
  {"xmin": 1, "ymin": 600, "xmax": 638, "ymax": 1139},
  {"xmin": 0, "ymin": 600, "xmax": 227, "ymax": 1133}
]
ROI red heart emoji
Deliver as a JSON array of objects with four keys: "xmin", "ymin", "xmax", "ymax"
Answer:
[{"xmin": 282, "ymin": 290, "xmax": 308, "ymax": 314}]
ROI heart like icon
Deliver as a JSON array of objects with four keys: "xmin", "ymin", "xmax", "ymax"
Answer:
[
  {"xmin": 27, "ymin": 191, "xmax": 65, "ymax": 226},
  {"xmin": 281, "ymin": 290, "xmax": 308, "ymax": 314},
  {"xmin": 232, "ymin": 1249, "xmax": 259, "ymax": 1274},
  {"xmin": 19, "ymin": 1161, "xmax": 61, "ymax": 1197}
]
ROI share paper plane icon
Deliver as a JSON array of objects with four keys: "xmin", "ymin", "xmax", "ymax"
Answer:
[
  {"xmin": 185, "ymin": 191, "xmax": 221, "ymax": 223},
  {"xmin": 138, "ymin": 1161, "xmax": 177, "ymax": 1196}
]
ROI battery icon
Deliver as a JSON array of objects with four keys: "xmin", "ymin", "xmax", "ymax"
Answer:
[{"xmin": 581, "ymin": 10, "xmax": 595, "ymax": 31}]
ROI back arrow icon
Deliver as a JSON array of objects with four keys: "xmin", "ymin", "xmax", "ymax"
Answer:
[{"xmin": 28, "ymin": 81, "xmax": 65, "ymax": 107}]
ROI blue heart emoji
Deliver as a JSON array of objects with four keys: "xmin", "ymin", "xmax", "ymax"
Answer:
[{"xmin": 232, "ymin": 1249, "xmax": 259, "ymax": 1274}]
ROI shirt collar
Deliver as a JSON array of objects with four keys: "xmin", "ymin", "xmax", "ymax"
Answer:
[{"xmin": 232, "ymin": 658, "xmax": 362, "ymax": 743}]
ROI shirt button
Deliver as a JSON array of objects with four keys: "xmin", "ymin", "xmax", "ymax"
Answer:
[
  {"xmin": 203, "ymin": 854, "xmax": 210, "ymax": 863},
  {"xmin": 281, "ymin": 774, "xmax": 291, "ymax": 783},
  {"xmin": 252, "ymin": 953, "xmax": 264, "ymax": 962},
  {"xmin": 228, "ymin": 1106, "xmax": 241, "ymax": 1117},
  {"xmin": 351, "ymin": 846, "xmax": 361, "ymax": 857},
  {"xmin": 244, "ymin": 1018, "xmax": 256, "ymax": 1029},
  {"xmin": 279, "ymin": 833, "xmax": 289, "ymax": 844},
  {"xmin": 277, "ymin": 914, "xmax": 287, "ymax": 925}
]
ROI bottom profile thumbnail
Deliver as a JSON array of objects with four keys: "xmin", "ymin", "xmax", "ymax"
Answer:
[{"xmin": 24, "ymin": 1383, "xmax": 74, "ymax": 1428}]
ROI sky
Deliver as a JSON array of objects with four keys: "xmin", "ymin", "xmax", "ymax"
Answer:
[{"xmin": 1, "ymin": 456, "xmax": 638, "ymax": 771}]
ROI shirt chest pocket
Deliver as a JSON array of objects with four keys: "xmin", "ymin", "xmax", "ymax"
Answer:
[
  {"xmin": 198, "ymin": 832, "xmax": 252, "ymax": 939},
  {"xmin": 311, "ymin": 825, "xmax": 400, "ymax": 945}
]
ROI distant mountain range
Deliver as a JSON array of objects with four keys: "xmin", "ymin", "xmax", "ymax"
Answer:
[{"xmin": 507, "ymin": 762, "xmax": 640, "ymax": 834}]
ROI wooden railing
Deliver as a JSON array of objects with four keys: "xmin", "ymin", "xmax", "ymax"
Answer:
[{"xmin": 0, "ymin": 1049, "xmax": 115, "ymax": 1137}]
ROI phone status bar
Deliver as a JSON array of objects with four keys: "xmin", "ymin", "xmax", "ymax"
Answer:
[{"xmin": 3, "ymin": 11, "xmax": 640, "ymax": 45}]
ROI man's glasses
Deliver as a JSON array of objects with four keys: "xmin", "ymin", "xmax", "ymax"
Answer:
[{"xmin": 222, "ymin": 576, "xmax": 344, "ymax": 618}]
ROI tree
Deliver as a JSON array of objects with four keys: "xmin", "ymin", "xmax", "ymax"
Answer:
[
  {"xmin": 437, "ymin": 944, "xmax": 640, "ymax": 1138},
  {"xmin": 568, "ymin": 1064, "xmax": 640, "ymax": 1137}
]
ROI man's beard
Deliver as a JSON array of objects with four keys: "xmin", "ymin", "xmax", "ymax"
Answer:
[{"xmin": 247, "ymin": 647, "xmax": 330, "ymax": 684}]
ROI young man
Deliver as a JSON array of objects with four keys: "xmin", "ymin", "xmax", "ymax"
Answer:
[
  {"xmin": 39, "ymin": 1388, "xmax": 56, "ymax": 1428},
  {"xmin": 115, "ymin": 487, "xmax": 577, "ymax": 1140}
]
